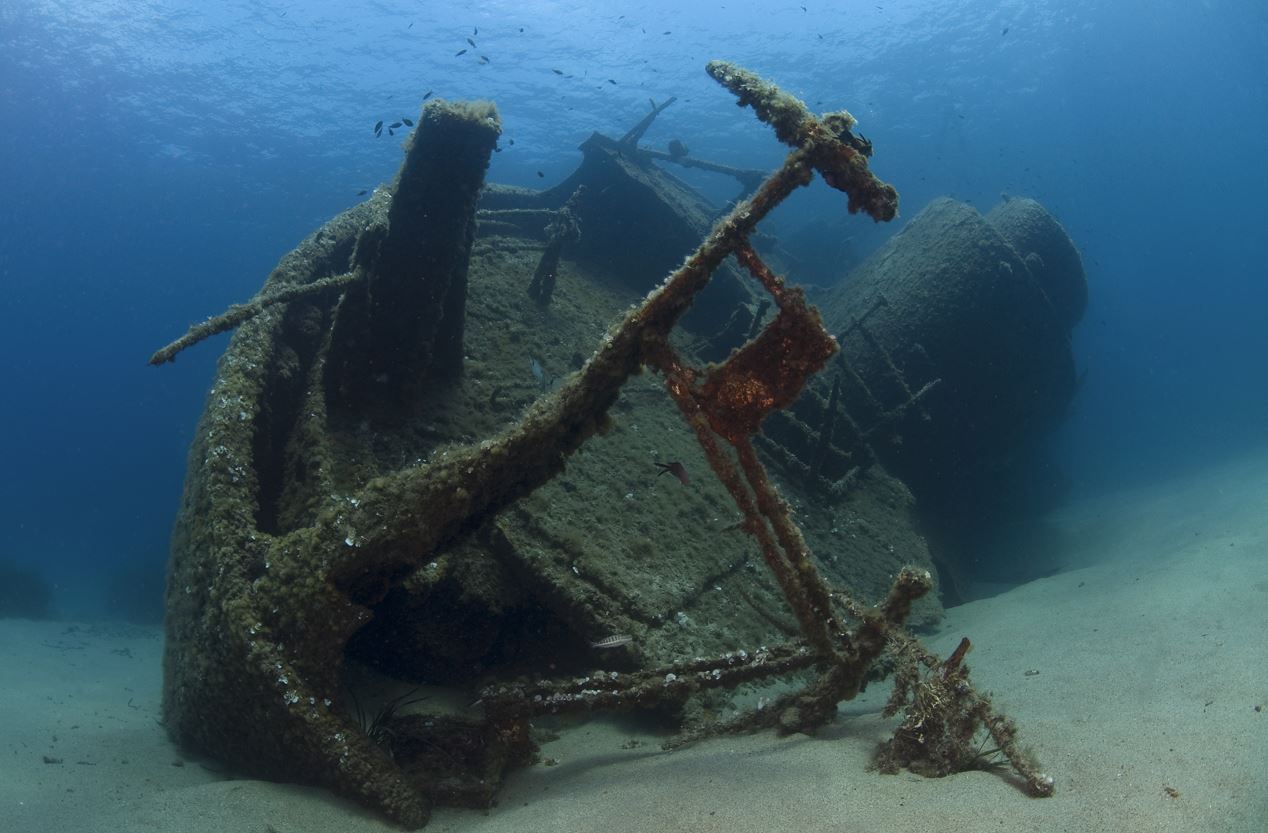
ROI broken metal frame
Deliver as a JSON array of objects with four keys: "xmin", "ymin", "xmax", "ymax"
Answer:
[
  {"xmin": 837, "ymin": 294, "xmax": 940, "ymax": 438},
  {"xmin": 526, "ymin": 185, "xmax": 586, "ymax": 305},
  {"xmin": 620, "ymin": 95, "xmax": 769, "ymax": 197},
  {"xmin": 752, "ymin": 290, "xmax": 945, "ymax": 499},
  {"xmin": 482, "ymin": 59, "xmax": 1052, "ymax": 801}
]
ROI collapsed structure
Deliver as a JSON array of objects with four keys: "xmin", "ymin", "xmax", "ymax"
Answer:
[{"xmin": 155, "ymin": 63, "xmax": 1073, "ymax": 828}]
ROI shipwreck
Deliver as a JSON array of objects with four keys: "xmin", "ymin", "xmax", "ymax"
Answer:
[{"xmin": 153, "ymin": 62, "xmax": 1080, "ymax": 827}]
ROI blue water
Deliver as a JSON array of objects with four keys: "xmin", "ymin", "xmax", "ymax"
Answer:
[{"xmin": 1, "ymin": 0, "xmax": 1265, "ymax": 619}]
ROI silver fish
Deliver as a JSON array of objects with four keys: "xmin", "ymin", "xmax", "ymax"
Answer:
[{"xmin": 590, "ymin": 634, "xmax": 634, "ymax": 649}]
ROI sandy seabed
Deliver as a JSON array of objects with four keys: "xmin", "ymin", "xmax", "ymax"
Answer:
[{"xmin": 4, "ymin": 451, "xmax": 1267, "ymax": 833}]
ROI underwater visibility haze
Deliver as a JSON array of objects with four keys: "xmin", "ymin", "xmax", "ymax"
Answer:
[{"xmin": 1, "ymin": 1, "xmax": 1266, "ymax": 831}]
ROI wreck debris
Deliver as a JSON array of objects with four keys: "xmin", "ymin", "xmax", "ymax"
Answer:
[
  {"xmin": 474, "ymin": 206, "xmax": 557, "ymax": 239},
  {"xmin": 147, "ymin": 270, "xmax": 360, "ymax": 366},
  {"xmin": 873, "ymin": 628, "xmax": 1056, "ymax": 797},
  {"xmin": 619, "ymin": 94, "xmax": 768, "ymax": 196},
  {"xmin": 746, "ymin": 298, "xmax": 771, "ymax": 340},
  {"xmin": 811, "ymin": 374, "xmax": 842, "ymax": 480},
  {"xmin": 987, "ymin": 196, "xmax": 1087, "ymax": 329},
  {"xmin": 755, "ymin": 190, "xmax": 1083, "ymax": 519},
  {"xmin": 482, "ymin": 641, "xmax": 825, "ymax": 720},
  {"xmin": 638, "ymin": 144, "xmax": 768, "ymax": 197},
  {"xmin": 157, "ymin": 60, "xmax": 1046, "ymax": 831},
  {"xmin": 325, "ymin": 99, "xmax": 501, "ymax": 413},
  {"xmin": 526, "ymin": 185, "xmax": 585, "ymax": 304},
  {"xmin": 705, "ymin": 60, "xmax": 898, "ymax": 221},
  {"xmin": 811, "ymin": 196, "xmax": 1085, "ymax": 534},
  {"xmin": 617, "ymin": 95, "xmax": 678, "ymax": 146},
  {"xmin": 477, "ymin": 115, "xmax": 757, "ymax": 334},
  {"xmin": 483, "ymin": 60, "xmax": 1046, "ymax": 792}
]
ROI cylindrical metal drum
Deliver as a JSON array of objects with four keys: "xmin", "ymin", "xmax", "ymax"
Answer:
[{"xmin": 772, "ymin": 197, "xmax": 1085, "ymax": 510}]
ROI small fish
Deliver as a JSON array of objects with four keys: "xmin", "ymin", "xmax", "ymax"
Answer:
[
  {"xmin": 473, "ymin": 26, "xmax": 478, "ymax": 36},
  {"xmin": 408, "ymin": 22, "xmax": 413, "ymax": 29},
  {"xmin": 373, "ymin": 120, "xmax": 383, "ymax": 134},
  {"xmin": 508, "ymin": 138, "xmax": 515, "ymax": 145},
  {"xmin": 389, "ymin": 127, "xmax": 395, "ymax": 136},
  {"xmin": 529, "ymin": 357, "xmax": 554, "ymax": 391},
  {"xmin": 422, "ymin": 90, "xmax": 433, "ymax": 100},
  {"xmin": 552, "ymin": 68, "xmax": 564, "ymax": 75},
  {"xmin": 590, "ymin": 635, "xmax": 634, "ymax": 650},
  {"xmin": 401, "ymin": 117, "xmax": 413, "ymax": 126},
  {"xmin": 389, "ymin": 121, "xmax": 402, "ymax": 129},
  {"xmin": 1001, "ymin": 26, "xmax": 1009, "ymax": 35},
  {"xmin": 536, "ymin": 170, "xmax": 545, "ymax": 178},
  {"xmin": 466, "ymin": 37, "xmax": 476, "ymax": 47},
  {"xmin": 479, "ymin": 55, "xmax": 490, "ymax": 64},
  {"xmin": 607, "ymin": 79, "xmax": 617, "ymax": 85},
  {"xmin": 356, "ymin": 189, "xmax": 368, "ymax": 196},
  {"xmin": 455, "ymin": 48, "xmax": 467, "ymax": 56},
  {"xmin": 655, "ymin": 461, "xmax": 690, "ymax": 485}
]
